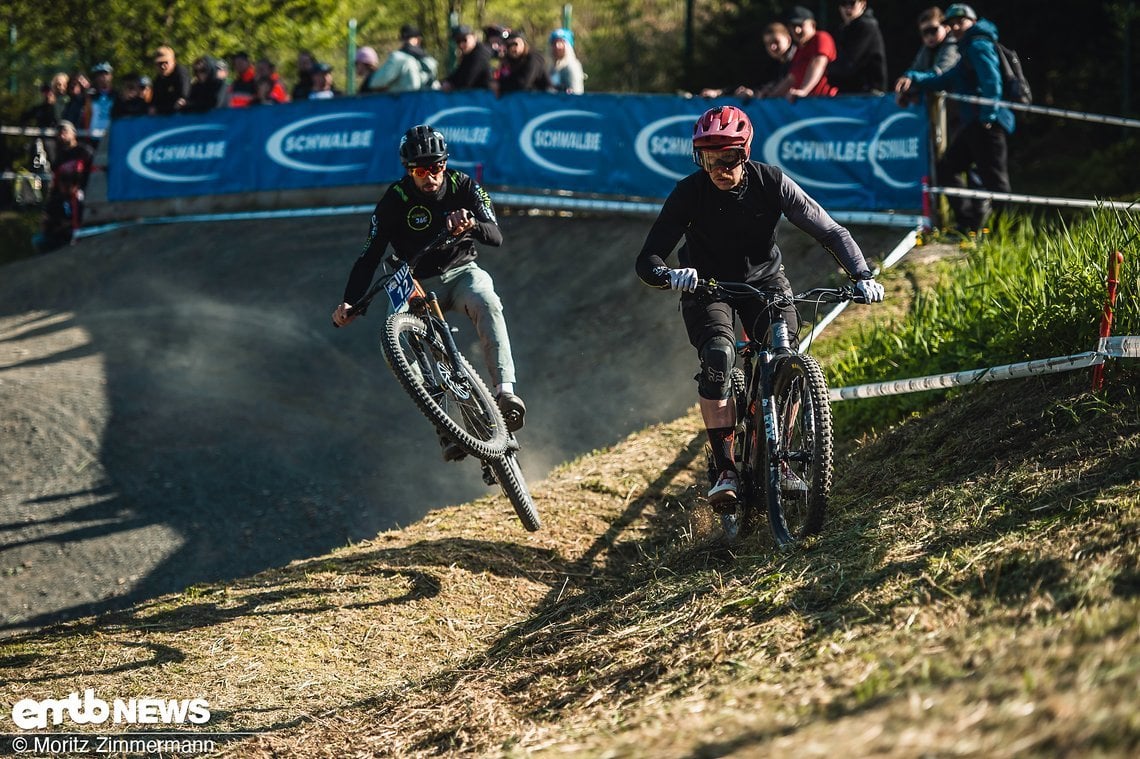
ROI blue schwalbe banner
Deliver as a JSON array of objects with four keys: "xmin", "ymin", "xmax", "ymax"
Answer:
[{"xmin": 107, "ymin": 90, "xmax": 927, "ymax": 211}]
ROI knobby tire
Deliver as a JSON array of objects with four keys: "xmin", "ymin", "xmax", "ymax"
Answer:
[
  {"xmin": 490, "ymin": 446, "xmax": 542, "ymax": 532},
  {"xmin": 762, "ymin": 353, "xmax": 833, "ymax": 546},
  {"xmin": 381, "ymin": 312, "xmax": 509, "ymax": 459}
]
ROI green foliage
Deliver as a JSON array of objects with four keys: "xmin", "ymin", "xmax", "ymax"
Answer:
[
  {"xmin": 826, "ymin": 210, "xmax": 1140, "ymax": 437},
  {"xmin": 0, "ymin": 211, "xmax": 39, "ymax": 263}
]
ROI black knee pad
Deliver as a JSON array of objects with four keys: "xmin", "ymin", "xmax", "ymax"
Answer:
[{"xmin": 697, "ymin": 336, "xmax": 735, "ymax": 400}]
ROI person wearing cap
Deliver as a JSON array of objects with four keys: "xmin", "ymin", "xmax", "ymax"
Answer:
[
  {"xmin": 897, "ymin": 3, "xmax": 1014, "ymax": 233},
  {"xmin": 150, "ymin": 46, "xmax": 190, "ymax": 115},
  {"xmin": 442, "ymin": 24, "xmax": 494, "ymax": 91},
  {"xmin": 83, "ymin": 62, "xmax": 117, "ymax": 144},
  {"xmin": 497, "ymin": 32, "xmax": 551, "ymax": 95},
  {"xmin": 368, "ymin": 23, "xmax": 440, "ymax": 93},
  {"xmin": 308, "ymin": 62, "xmax": 339, "ymax": 99},
  {"xmin": 112, "ymin": 73, "xmax": 151, "ymax": 119},
  {"xmin": 827, "ymin": 0, "xmax": 887, "ymax": 94},
  {"xmin": 635, "ymin": 105, "xmax": 883, "ymax": 505},
  {"xmin": 767, "ymin": 6, "xmax": 838, "ymax": 101},
  {"xmin": 354, "ymin": 46, "xmax": 382, "ymax": 93},
  {"xmin": 332, "ymin": 124, "xmax": 528, "ymax": 448},
  {"xmin": 548, "ymin": 28, "xmax": 585, "ymax": 94}
]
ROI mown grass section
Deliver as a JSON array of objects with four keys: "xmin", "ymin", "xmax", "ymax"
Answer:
[{"xmin": 816, "ymin": 210, "xmax": 1140, "ymax": 438}]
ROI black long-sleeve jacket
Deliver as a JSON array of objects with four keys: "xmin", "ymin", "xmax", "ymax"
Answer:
[
  {"xmin": 635, "ymin": 161, "xmax": 873, "ymax": 289},
  {"xmin": 342, "ymin": 170, "xmax": 502, "ymax": 305}
]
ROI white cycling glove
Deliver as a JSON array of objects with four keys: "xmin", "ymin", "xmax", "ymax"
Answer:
[
  {"xmin": 668, "ymin": 267, "xmax": 699, "ymax": 292},
  {"xmin": 855, "ymin": 277, "xmax": 885, "ymax": 303}
]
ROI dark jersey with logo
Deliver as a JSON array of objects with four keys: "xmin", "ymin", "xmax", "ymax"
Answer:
[{"xmin": 342, "ymin": 169, "xmax": 502, "ymax": 304}]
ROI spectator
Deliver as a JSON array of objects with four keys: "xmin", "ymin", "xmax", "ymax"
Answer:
[
  {"xmin": 441, "ymin": 25, "xmax": 494, "ymax": 92},
  {"xmin": 112, "ymin": 73, "xmax": 150, "ymax": 119},
  {"xmin": 308, "ymin": 62, "xmax": 339, "ymax": 99},
  {"xmin": 369, "ymin": 24, "xmax": 439, "ymax": 93},
  {"xmin": 497, "ymin": 32, "xmax": 551, "ymax": 94},
  {"xmin": 292, "ymin": 50, "xmax": 316, "ymax": 100},
  {"xmin": 484, "ymin": 24, "xmax": 512, "ymax": 63},
  {"xmin": 20, "ymin": 84, "xmax": 58, "ymax": 129},
  {"xmin": 185, "ymin": 56, "xmax": 230, "ymax": 112},
  {"xmin": 768, "ymin": 6, "xmax": 838, "ymax": 101},
  {"xmin": 83, "ymin": 62, "xmax": 117, "ymax": 144},
  {"xmin": 897, "ymin": 3, "xmax": 1014, "ymax": 233},
  {"xmin": 18, "ymin": 84, "xmax": 58, "ymax": 168},
  {"xmin": 228, "ymin": 51, "xmax": 257, "ymax": 107},
  {"xmin": 701, "ymin": 22, "xmax": 796, "ymax": 99},
  {"xmin": 61, "ymin": 72, "xmax": 89, "ymax": 126},
  {"xmin": 150, "ymin": 46, "xmax": 190, "ymax": 115},
  {"xmin": 34, "ymin": 120, "xmax": 93, "ymax": 253},
  {"xmin": 895, "ymin": 6, "xmax": 960, "ymax": 105},
  {"xmin": 355, "ymin": 46, "xmax": 382, "ymax": 93},
  {"xmin": 828, "ymin": 0, "xmax": 888, "ymax": 94},
  {"xmin": 548, "ymin": 28, "xmax": 585, "ymax": 94},
  {"xmin": 49, "ymin": 73, "xmax": 70, "ymax": 123},
  {"xmin": 250, "ymin": 77, "xmax": 280, "ymax": 105},
  {"xmin": 255, "ymin": 58, "xmax": 290, "ymax": 103},
  {"xmin": 484, "ymin": 24, "xmax": 512, "ymax": 87}
]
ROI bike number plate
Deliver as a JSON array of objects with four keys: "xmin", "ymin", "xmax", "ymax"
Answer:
[{"xmin": 385, "ymin": 264, "xmax": 415, "ymax": 313}]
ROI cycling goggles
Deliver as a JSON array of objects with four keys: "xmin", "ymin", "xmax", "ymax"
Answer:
[
  {"xmin": 695, "ymin": 148, "xmax": 747, "ymax": 173},
  {"xmin": 408, "ymin": 161, "xmax": 446, "ymax": 178}
]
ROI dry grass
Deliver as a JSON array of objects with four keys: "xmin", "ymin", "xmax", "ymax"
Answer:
[{"xmin": 2, "ymin": 256, "xmax": 1138, "ymax": 757}]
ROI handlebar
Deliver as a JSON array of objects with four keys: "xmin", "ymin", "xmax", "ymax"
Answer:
[
  {"xmin": 695, "ymin": 279, "xmax": 868, "ymax": 306},
  {"xmin": 341, "ymin": 228, "xmax": 471, "ymax": 321}
]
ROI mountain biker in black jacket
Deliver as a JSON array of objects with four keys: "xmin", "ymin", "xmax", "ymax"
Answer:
[
  {"xmin": 332, "ymin": 125, "xmax": 526, "ymax": 449},
  {"xmin": 635, "ymin": 105, "xmax": 885, "ymax": 506}
]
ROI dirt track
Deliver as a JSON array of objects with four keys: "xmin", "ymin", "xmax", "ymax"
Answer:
[{"xmin": 0, "ymin": 209, "xmax": 906, "ymax": 634}]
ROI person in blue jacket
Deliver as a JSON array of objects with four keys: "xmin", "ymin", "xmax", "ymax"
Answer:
[{"xmin": 896, "ymin": 3, "xmax": 1013, "ymax": 233}]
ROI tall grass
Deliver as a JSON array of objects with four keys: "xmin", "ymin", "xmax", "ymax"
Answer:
[{"xmin": 823, "ymin": 209, "xmax": 1140, "ymax": 437}]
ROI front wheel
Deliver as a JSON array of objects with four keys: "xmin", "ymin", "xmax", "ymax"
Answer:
[
  {"xmin": 759, "ymin": 353, "xmax": 833, "ymax": 546},
  {"xmin": 489, "ymin": 446, "xmax": 541, "ymax": 531},
  {"xmin": 381, "ymin": 312, "xmax": 509, "ymax": 459}
]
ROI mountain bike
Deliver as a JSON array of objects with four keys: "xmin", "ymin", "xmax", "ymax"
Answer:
[
  {"xmin": 690, "ymin": 280, "xmax": 864, "ymax": 546},
  {"xmin": 341, "ymin": 229, "xmax": 541, "ymax": 532}
]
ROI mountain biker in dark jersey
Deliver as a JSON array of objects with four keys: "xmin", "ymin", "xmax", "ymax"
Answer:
[
  {"xmin": 332, "ymin": 125, "xmax": 526, "ymax": 456},
  {"xmin": 635, "ymin": 105, "xmax": 885, "ymax": 506}
]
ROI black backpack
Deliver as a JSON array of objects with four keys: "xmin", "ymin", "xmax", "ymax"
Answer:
[
  {"xmin": 962, "ymin": 37, "xmax": 1032, "ymax": 105},
  {"xmin": 994, "ymin": 42, "xmax": 1032, "ymax": 105}
]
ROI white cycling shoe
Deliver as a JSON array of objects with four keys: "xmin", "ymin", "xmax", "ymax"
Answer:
[{"xmin": 707, "ymin": 469, "xmax": 740, "ymax": 505}]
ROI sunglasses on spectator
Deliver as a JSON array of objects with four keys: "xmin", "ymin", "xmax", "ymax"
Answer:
[
  {"xmin": 695, "ymin": 148, "xmax": 747, "ymax": 173},
  {"xmin": 409, "ymin": 162, "xmax": 446, "ymax": 178},
  {"xmin": 921, "ymin": 25, "xmax": 942, "ymax": 37}
]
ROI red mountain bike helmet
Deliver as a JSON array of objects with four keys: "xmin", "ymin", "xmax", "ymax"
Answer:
[{"xmin": 692, "ymin": 105, "xmax": 754, "ymax": 157}]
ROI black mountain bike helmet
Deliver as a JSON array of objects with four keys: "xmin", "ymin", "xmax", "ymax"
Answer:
[{"xmin": 399, "ymin": 125, "xmax": 449, "ymax": 167}]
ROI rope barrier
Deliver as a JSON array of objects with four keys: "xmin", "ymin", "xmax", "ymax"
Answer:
[
  {"xmin": 941, "ymin": 92, "xmax": 1140, "ymax": 130},
  {"xmin": 927, "ymin": 185, "xmax": 1140, "ymax": 212},
  {"xmin": 828, "ymin": 336, "xmax": 1138, "ymax": 401}
]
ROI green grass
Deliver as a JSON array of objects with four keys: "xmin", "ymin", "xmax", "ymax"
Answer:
[{"xmin": 817, "ymin": 209, "xmax": 1140, "ymax": 438}]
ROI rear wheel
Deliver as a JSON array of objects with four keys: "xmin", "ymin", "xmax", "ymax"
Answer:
[
  {"xmin": 489, "ymin": 446, "xmax": 541, "ymax": 531},
  {"xmin": 760, "ymin": 354, "xmax": 833, "ymax": 546},
  {"xmin": 381, "ymin": 312, "xmax": 509, "ymax": 459}
]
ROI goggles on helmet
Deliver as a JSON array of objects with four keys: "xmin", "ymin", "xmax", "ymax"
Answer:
[
  {"xmin": 409, "ymin": 161, "xmax": 446, "ymax": 178},
  {"xmin": 695, "ymin": 148, "xmax": 747, "ymax": 173}
]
